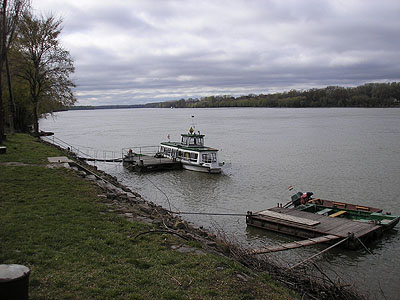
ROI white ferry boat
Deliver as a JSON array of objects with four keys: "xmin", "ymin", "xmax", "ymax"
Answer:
[{"xmin": 159, "ymin": 126, "xmax": 222, "ymax": 173}]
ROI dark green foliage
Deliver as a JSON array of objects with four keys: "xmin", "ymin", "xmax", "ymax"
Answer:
[
  {"xmin": 17, "ymin": 12, "xmax": 76, "ymax": 135},
  {"xmin": 154, "ymin": 82, "xmax": 400, "ymax": 108},
  {"xmin": 1, "ymin": 11, "xmax": 75, "ymax": 134}
]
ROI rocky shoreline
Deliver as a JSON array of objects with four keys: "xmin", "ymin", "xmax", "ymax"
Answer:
[{"xmin": 47, "ymin": 152, "xmax": 223, "ymax": 255}]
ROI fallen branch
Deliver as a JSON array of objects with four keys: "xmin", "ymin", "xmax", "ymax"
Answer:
[{"xmin": 132, "ymin": 229, "xmax": 190, "ymax": 241}]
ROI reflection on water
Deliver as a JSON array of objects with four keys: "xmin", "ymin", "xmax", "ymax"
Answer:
[{"xmin": 41, "ymin": 108, "xmax": 400, "ymax": 300}]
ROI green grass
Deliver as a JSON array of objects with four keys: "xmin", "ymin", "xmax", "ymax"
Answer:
[
  {"xmin": 0, "ymin": 134, "xmax": 297, "ymax": 300},
  {"xmin": 0, "ymin": 134, "xmax": 63, "ymax": 164}
]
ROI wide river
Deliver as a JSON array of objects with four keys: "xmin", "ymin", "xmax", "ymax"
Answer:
[{"xmin": 41, "ymin": 107, "xmax": 400, "ymax": 299}]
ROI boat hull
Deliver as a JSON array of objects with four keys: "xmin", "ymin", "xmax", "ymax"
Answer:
[{"xmin": 182, "ymin": 162, "xmax": 221, "ymax": 173}]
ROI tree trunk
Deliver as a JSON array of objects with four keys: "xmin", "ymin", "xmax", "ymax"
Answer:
[
  {"xmin": 0, "ymin": 68, "xmax": 4, "ymax": 144},
  {"xmin": 6, "ymin": 53, "xmax": 15, "ymax": 134},
  {"xmin": 0, "ymin": 0, "xmax": 6, "ymax": 144},
  {"xmin": 32, "ymin": 100, "xmax": 39, "ymax": 136}
]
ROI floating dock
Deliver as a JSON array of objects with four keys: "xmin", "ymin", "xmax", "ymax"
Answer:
[
  {"xmin": 246, "ymin": 207, "xmax": 389, "ymax": 250},
  {"xmin": 123, "ymin": 154, "xmax": 181, "ymax": 172}
]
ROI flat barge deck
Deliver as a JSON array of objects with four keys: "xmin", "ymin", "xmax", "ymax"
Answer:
[
  {"xmin": 123, "ymin": 154, "xmax": 182, "ymax": 172},
  {"xmin": 246, "ymin": 207, "xmax": 390, "ymax": 250}
]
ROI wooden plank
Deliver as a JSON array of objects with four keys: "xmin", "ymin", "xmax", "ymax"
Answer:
[
  {"xmin": 329, "ymin": 221, "xmax": 361, "ymax": 236},
  {"xmin": 252, "ymin": 234, "xmax": 340, "ymax": 254},
  {"xmin": 257, "ymin": 210, "xmax": 320, "ymax": 226},
  {"xmin": 356, "ymin": 205, "xmax": 370, "ymax": 211},
  {"xmin": 330, "ymin": 210, "xmax": 347, "ymax": 218}
]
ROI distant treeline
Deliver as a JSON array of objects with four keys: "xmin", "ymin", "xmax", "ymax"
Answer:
[
  {"xmin": 155, "ymin": 82, "xmax": 400, "ymax": 108},
  {"xmin": 69, "ymin": 82, "xmax": 400, "ymax": 111},
  {"xmin": 68, "ymin": 104, "xmax": 147, "ymax": 111}
]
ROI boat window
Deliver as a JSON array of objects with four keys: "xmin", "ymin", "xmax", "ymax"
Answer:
[
  {"xmin": 181, "ymin": 136, "xmax": 188, "ymax": 145},
  {"xmin": 180, "ymin": 151, "xmax": 190, "ymax": 161},
  {"xmin": 189, "ymin": 152, "xmax": 198, "ymax": 162},
  {"xmin": 202, "ymin": 152, "xmax": 217, "ymax": 163}
]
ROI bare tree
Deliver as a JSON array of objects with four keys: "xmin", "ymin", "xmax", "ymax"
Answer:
[
  {"xmin": 0, "ymin": 0, "xmax": 29, "ymax": 144},
  {"xmin": 17, "ymin": 12, "xmax": 76, "ymax": 136}
]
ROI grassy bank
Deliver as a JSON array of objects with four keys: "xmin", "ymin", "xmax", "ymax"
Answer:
[{"xmin": 0, "ymin": 134, "xmax": 297, "ymax": 300}]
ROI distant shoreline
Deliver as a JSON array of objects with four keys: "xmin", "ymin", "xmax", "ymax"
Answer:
[
  {"xmin": 67, "ymin": 104, "xmax": 147, "ymax": 111},
  {"xmin": 65, "ymin": 82, "xmax": 400, "ymax": 111},
  {"xmin": 66, "ymin": 105, "xmax": 400, "ymax": 111}
]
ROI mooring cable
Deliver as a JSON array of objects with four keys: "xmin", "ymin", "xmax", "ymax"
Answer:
[
  {"xmin": 287, "ymin": 236, "xmax": 351, "ymax": 271},
  {"xmin": 168, "ymin": 211, "xmax": 247, "ymax": 217},
  {"xmin": 144, "ymin": 176, "xmax": 172, "ymax": 211}
]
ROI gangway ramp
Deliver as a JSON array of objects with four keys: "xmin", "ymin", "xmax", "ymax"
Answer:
[{"xmin": 252, "ymin": 234, "xmax": 340, "ymax": 254}]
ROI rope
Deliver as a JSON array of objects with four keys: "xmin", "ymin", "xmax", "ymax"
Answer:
[
  {"xmin": 145, "ymin": 176, "xmax": 172, "ymax": 211},
  {"xmin": 355, "ymin": 236, "xmax": 373, "ymax": 255},
  {"xmin": 169, "ymin": 211, "xmax": 247, "ymax": 217},
  {"xmin": 287, "ymin": 235, "xmax": 351, "ymax": 271}
]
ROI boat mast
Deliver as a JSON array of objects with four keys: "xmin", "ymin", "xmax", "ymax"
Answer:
[{"xmin": 191, "ymin": 115, "xmax": 198, "ymax": 133}]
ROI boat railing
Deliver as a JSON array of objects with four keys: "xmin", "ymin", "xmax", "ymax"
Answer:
[
  {"xmin": 41, "ymin": 135, "xmax": 122, "ymax": 162},
  {"xmin": 121, "ymin": 146, "xmax": 161, "ymax": 158}
]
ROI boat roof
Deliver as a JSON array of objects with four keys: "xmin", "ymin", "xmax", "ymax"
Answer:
[
  {"xmin": 160, "ymin": 141, "xmax": 218, "ymax": 152},
  {"xmin": 181, "ymin": 133, "xmax": 205, "ymax": 138}
]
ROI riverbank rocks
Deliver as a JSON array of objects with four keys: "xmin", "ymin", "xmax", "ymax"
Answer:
[
  {"xmin": 86, "ymin": 174, "xmax": 97, "ymax": 180},
  {"xmin": 171, "ymin": 245, "xmax": 204, "ymax": 255},
  {"xmin": 236, "ymin": 273, "xmax": 251, "ymax": 282},
  {"xmin": 44, "ymin": 147, "xmax": 222, "ymax": 261},
  {"xmin": 173, "ymin": 220, "xmax": 187, "ymax": 230}
]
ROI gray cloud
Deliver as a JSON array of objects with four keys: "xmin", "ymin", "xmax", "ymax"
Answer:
[{"xmin": 33, "ymin": 0, "xmax": 400, "ymax": 105}]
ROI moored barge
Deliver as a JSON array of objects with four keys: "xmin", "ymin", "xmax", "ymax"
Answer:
[{"xmin": 246, "ymin": 191, "xmax": 399, "ymax": 250}]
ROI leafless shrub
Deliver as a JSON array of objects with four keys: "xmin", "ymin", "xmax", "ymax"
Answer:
[{"xmin": 212, "ymin": 229, "xmax": 367, "ymax": 300}]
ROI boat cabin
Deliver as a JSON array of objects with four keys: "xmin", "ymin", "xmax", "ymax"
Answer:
[
  {"xmin": 181, "ymin": 133, "xmax": 204, "ymax": 147},
  {"xmin": 159, "ymin": 126, "xmax": 222, "ymax": 173}
]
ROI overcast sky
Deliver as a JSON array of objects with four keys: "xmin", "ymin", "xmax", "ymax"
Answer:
[{"xmin": 32, "ymin": 0, "xmax": 400, "ymax": 105}]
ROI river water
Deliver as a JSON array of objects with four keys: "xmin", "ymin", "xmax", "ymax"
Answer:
[{"xmin": 40, "ymin": 107, "xmax": 400, "ymax": 299}]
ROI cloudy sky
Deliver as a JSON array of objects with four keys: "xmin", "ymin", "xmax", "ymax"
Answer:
[{"xmin": 32, "ymin": 0, "xmax": 400, "ymax": 105}]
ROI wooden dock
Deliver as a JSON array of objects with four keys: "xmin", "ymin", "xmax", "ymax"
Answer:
[
  {"xmin": 246, "ymin": 207, "xmax": 385, "ymax": 250},
  {"xmin": 123, "ymin": 154, "xmax": 181, "ymax": 172}
]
